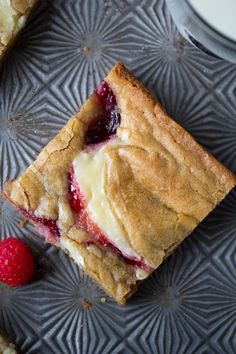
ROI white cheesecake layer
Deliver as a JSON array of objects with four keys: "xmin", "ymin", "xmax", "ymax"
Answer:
[{"xmin": 72, "ymin": 142, "xmax": 142, "ymax": 262}]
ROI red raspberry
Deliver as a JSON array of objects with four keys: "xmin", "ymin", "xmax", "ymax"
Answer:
[{"xmin": 0, "ymin": 237, "xmax": 35, "ymax": 287}]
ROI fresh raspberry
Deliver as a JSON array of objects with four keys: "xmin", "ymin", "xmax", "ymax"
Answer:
[{"xmin": 0, "ymin": 237, "xmax": 35, "ymax": 287}]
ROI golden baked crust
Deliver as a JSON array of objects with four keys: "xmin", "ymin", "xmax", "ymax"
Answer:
[
  {"xmin": 0, "ymin": 0, "xmax": 37, "ymax": 60},
  {"xmin": 60, "ymin": 235, "xmax": 138, "ymax": 304},
  {"xmin": 105, "ymin": 63, "xmax": 236, "ymax": 267},
  {"xmin": 3, "ymin": 62, "xmax": 236, "ymax": 303}
]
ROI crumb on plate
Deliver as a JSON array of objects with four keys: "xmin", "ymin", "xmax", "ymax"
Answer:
[{"xmin": 80, "ymin": 299, "xmax": 92, "ymax": 310}]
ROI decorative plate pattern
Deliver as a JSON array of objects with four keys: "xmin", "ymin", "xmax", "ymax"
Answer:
[{"xmin": 0, "ymin": 0, "xmax": 236, "ymax": 353}]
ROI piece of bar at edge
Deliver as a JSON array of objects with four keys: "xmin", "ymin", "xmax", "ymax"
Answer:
[
  {"xmin": 3, "ymin": 62, "xmax": 236, "ymax": 304},
  {"xmin": 0, "ymin": 0, "xmax": 37, "ymax": 60},
  {"xmin": 0, "ymin": 331, "xmax": 17, "ymax": 354}
]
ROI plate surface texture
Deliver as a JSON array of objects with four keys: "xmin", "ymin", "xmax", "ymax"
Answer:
[{"xmin": 0, "ymin": 1, "xmax": 236, "ymax": 353}]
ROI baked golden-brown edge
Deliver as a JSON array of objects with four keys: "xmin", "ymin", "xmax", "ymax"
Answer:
[
  {"xmin": 0, "ymin": 0, "xmax": 38, "ymax": 62},
  {"xmin": 107, "ymin": 62, "xmax": 236, "ymax": 189},
  {"xmin": 3, "ymin": 62, "xmax": 236, "ymax": 303}
]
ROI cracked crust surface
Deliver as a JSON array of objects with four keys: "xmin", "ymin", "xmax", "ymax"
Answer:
[
  {"xmin": 0, "ymin": 0, "xmax": 37, "ymax": 59},
  {"xmin": 3, "ymin": 62, "xmax": 236, "ymax": 303}
]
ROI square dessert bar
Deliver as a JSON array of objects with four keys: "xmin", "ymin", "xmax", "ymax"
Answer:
[
  {"xmin": 3, "ymin": 63, "xmax": 236, "ymax": 303},
  {"xmin": 0, "ymin": 0, "xmax": 37, "ymax": 59}
]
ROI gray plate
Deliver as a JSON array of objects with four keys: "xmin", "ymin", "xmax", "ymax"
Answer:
[{"xmin": 0, "ymin": 1, "xmax": 236, "ymax": 353}]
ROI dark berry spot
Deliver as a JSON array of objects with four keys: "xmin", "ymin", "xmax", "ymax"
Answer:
[{"xmin": 85, "ymin": 81, "xmax": 121, "ymax": 145}]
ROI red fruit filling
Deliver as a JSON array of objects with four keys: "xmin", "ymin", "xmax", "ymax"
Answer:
[
  {"xmin": 68, "ymin": 166, "xmax": 153, "ymax": 272},
  {"xmin": 85, "ymin": 81, "xmax": 121, "ymax": 145},
  {"xmin": 19, "ymin": 209, "xmax": 60, "ymax": 244}
]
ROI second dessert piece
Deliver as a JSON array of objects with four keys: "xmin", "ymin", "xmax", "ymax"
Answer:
[
  {"xmin": 0, "ymin": 331, "xmax": 16, "ymax": 354},
  {"xmin": 3, "ymin": 63, "xmax": 236, "ymax": 303},
  {"xmin": 0, "ymin": 0, "xmax": 37, "ymax": 60}
]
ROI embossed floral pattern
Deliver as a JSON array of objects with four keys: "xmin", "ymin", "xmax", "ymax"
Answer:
[{"xmin": 0, "ymin": 0, "xmax": 236, "ymax": 353}]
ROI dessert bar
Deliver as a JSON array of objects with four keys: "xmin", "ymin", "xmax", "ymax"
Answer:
[
  {"xmin": 3, "ymin": 63, "xmax": 236, "ymax": 303},
  {"xmin": 0, "ymin": 0, "xmax": 37, "ymax": 60}
]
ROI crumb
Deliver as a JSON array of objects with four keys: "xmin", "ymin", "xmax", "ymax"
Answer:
[
  {"xmin": 100, "ymin": 297, "xmax": 106, "ymax": 303},
  {"xmin": 19, "ymin": 220, "xmax": 28, "ymax": 228},
  {"xmin": 83, "ymin": 46, "xmax": 90, "ymax": 53},
  {"xmin": 80, "ymin": 299, "xmax": 92, "ymax": 310}
]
